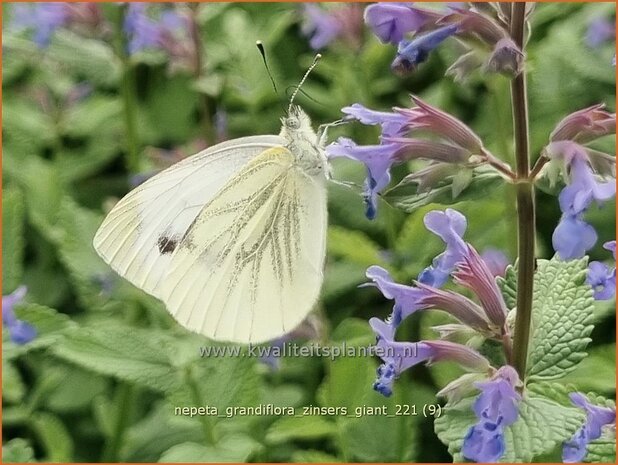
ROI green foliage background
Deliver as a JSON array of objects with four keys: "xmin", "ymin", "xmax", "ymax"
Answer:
[{"xmin": 2, "ymin": 2, "xmax": 615, "ymax": 463}]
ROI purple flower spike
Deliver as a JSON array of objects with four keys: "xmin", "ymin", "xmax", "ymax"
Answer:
[
  {"xmin": 10, "ymin": 3, "xmax": 69, "ymax": 48},
  {"xmin": 302, "ymin": 4, "xmax": 342, "ymax": 50},
  {"xmin": 326, "ymin": 137, "xmax": 404, "ymax": 219},
  {"xmin": 365, "ymin": 266, "xmax": 427, "ymax": 326},
  {"xmin": 481, "ymin": 249, "xmax": 510, "ymax": 277},
  {"xmin": 453, "ymin": 245, "xmax": 508, "ymax": 329},
  {"xmin": 2, "ymin": 286, "xmax": 37, "ymax": 345},
  {"xmin": 559, "ymin": 156, "xmax": 615, "ymax": 215},
  {"xmin": 550, "ymin": 105, "xmax": 616, "ymax": 144},
  {"xmin": 341, "ymin": 103, "xmax": 409, "ymax": 138},
  {"xmin": 485, "ymin": 37, "xmax": 524, "ymax": 77},
  {"xmin": 364, "ymin": 3, "xmax": 441, "ymax": 45},
  {"xmin": 587, "ymin": 261, "xmax": 616, "ymax": 300},
  {"xmin": 370, "ymin": 317, "xmax": 434, "ymax": 396},
  {"xmin": 396, "ymin": 96, "xmax": 483, "ymax": 153},
  {"xmin": 440, "ymin": 8, "xmax": 506, "ymax": 45},
  {"xmin": 586, "ymin": 17, "xmax": 616, "ymax": 48},
  {"xmin": 415, "ymin": 283, "xmax": 493, "ymax": 335},
  {"xmin": 462, "ymin": 366, "xmax": 521, "ymax": 463},
  {"xmin": 587, "ymin": 241, "xmax": 616, "ymax": 300},
  {"xmin": 548, "ymin": 142, "xmax": 615, "ymax": 260},
  {"xmin": 370, "ymin": 318, "xmax": 489, "ymax": 397},
  {"xmin": 553, "ymin": 215, "xmax": 598, "ymax": 260},
  {"xmin": 124, "ymin": 4, "xmax": 162, "ymax": 54},
  {"xmin": 563, "ymin": 393, "xmax": 616, "ymax": 463},
  {"xmin": 383, "ymin": 137, "xmax": 470, "ymax": 164},
  {"xmin": 391, "ymin": 24, "xmax": 459, "ymax": 75},
  {"xmin": 418, "ymin": 209, "xmax": 468, "ymax": 288},
  {"xmin": 604, "ymin": 240, "xmax": 616, "ymax": 259}
]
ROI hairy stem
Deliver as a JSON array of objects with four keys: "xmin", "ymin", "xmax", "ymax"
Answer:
[
  {"xmin": 114, "ymin": 5, "xmax": 140, "ymax": 174},
  {"xmin": 510, "ymin": 3, "xmax": 536, "ymax": 381}
]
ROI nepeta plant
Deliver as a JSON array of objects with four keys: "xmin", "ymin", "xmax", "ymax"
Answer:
[{"xmin": 328, "ymin": 3, "xmax": 616, "ymax": 463}]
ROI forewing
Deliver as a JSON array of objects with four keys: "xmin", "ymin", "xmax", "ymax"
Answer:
[
  {"xmin": 160, "ymin": 147, "xmax": 328, "ymax": 343},
  {"xmin": 93, "ymin": 135, "xmax": 285, "ymax": 298}
]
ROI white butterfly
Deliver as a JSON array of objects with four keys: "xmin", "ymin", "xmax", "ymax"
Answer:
[{"xmin": 93, "ymin": 102, "xmax": 330, "ymax": 344}]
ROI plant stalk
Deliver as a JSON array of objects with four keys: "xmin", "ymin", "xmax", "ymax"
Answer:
[
  {"xmin": 188, "ymin": 5, "xmax": 215, "ymax": 144},
  {"xmin": 114, "ymin": 5, "xmax": 140, "ymax": 174},
  {"xmin": 509, "ymin": 2, "xmax": 536, "ymax": 381}
]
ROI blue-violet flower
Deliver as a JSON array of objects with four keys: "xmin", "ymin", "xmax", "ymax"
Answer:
[
  {"xmin": 563, "ymin": 393, "xmax": 616, "ymax": 463},
  {"xmin": 391, "ymin": 24, "xmax": 459, "ymax": 75},
  {"xmin": 587, "ymin": 241, "xmax": 616, "ymax": 300},
  {"xmin": 462, "ymin": 366, "xmax": 521, "ymax": 463},
  {"xmin": 2, "ymin": 286, "xmax": 37, "ymax": 345},
  {"xmin": 418, "ymin": 208, "xmax": 468, "ymax": 287}
]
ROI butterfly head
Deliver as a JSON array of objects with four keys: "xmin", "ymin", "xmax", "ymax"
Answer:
[{"xmin": 280, "ymin": 105, "xmax": 316, "ymax": 142}]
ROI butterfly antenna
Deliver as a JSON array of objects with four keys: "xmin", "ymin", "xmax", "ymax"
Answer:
[
  {"xmin": 256, "ymin": 40, "xmax": 278, "ymax": 95},
  {"xmin": 284, "ymin": 85, "xmax": 324, "ymax": 107},
  {"xmin": 288, "ymin": 53, "xmax": 321, "ymax": 113}
]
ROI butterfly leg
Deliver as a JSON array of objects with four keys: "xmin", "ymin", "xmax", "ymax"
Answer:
[{"xmin": 316, "ymin": 119, "xmax": 346, "ymax": 148}]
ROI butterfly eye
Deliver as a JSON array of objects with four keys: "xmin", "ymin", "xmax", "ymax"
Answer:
[{"xmin": 285, "ymin": 117, "xmax": 300, "ymax": 129}]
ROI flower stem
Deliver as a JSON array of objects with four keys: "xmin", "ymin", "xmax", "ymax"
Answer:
[
  {"xmin": 114, "ymin": 4, "xmax": 140, "ymax": 174},
  {"xmin": 509, "ymin": 3, "xmax": 536, "ymax": 381},
  {"xmin": 188, "ymin": 5, "xmax": 215, "ymax": 144}
]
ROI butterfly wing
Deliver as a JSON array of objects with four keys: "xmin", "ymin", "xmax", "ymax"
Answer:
[
  {"xmin": 159, "ymin": 147, "xmax": 328, "ymax": 343},
  {"xmin": 93, "ymin": 135, "xmax": 285, "ymax": 299}
]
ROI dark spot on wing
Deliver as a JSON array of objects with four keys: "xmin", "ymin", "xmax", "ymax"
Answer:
[{"xmin": 157, "ymin": 235, "xmax": 178, "ymax": 254}]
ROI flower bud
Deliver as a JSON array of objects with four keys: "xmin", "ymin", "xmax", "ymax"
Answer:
[
  {"xmin": 485, "ymin": 37, "xmax": 524, "ymax": 77},
  {"xmin": 550, "ymin": 104, "xmax": 616, "ymax": 144}
]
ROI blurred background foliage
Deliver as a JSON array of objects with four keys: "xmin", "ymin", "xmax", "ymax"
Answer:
[{"xmin": 2, "ymin": 2, "xmax": 615, "ymax": 463}]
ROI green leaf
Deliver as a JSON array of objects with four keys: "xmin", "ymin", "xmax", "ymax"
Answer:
[
  {"xmin": 318, "ymin": 320, "xmax": 376, "ymax": 411},
  {"xmin": 2, "ymin": 438, "xmax": 36, "ymax": 463},
  {"xmin": 122, "ymin": 403, "xmax": 204, "ymax": 462},
  {"xmin": 140, "ymin": 74, "xmax": 199, "ymax": 144},
  {"xmin": 52, "ymin": 326, "xmax": 180, "ymax": 392},
  {"xmin": 54, "ymin": 197, "xmax": 112, "ymax": 309},
  {"xmin": 2, "ymin": 361, "xmax": 26, "ymax": 404},
  {"xmin": 47, "ymin": 30, "xmax": 121, "ymax": 86},
  {"xmin": 338, "ymin": 387, "xmax": 422, "ymax": 463},
  {"xmin": 383, "ymin": 167, "xmax": 504, "ymax": 213},
  {"xmin": 497, "ymin": 263, "xmax": 518, "ymax": 310},
  {"xmin": 43, "ymin": 363, "xmax": 110, "ymax": 413},
  {"xmin": 169, "ymin": 352, "xmax": 260, "ymax": 412},
  {"xmin": 266, "ymin": 415, "xmax": 337, "ymax": 444},
  {"xmin": 527, "ymin": 257, "xmax": 595, "ymax": 381},
  {"xmin": 3, "ymin": 156, "xmax": 65, "ymax": 242},
  {"xmin": 586, "ymin": 433, "xmax": 616, "ymax": 463},
  {"xmin": 2, "ymin": 187, "xmax": 26, "ymax": 292},
  {"xmin": 393, "ymin": 204, "xmax": 444, "ymax": 279},
  {"xmin": 62, "ymin": 96, "xmax": 123, "ymax": 139},
  {"xmin": 339, "ymin": 379, "xmax": 437, "ymax": 462},
  {"xmin": 2, "ymin": 96, "xmax": 56, "ymax": 154},
  {"xmin": 319, "ymin": 318, "xmax": 425, "ymax": 462},
  {"xmin": 435, "ymin": 383, "xmax": 586, "ymax": 462},
  {"xmin": 158, "ymin": 435, "xmax": 259, "ymax": 463},
  {"xmin": 327, "ymin": 226, "xmax": 384, "ymax": 267},
  {"xmin": 192, "ymin": 74, "xmax": 225, "ymax": 97},
  {"xmin": 322, "ymin": 262, "xmax": 367, "ymax": 302},
  {"xmin": 3, "ymin": 304, "xmax": 76, "ymax": 361},
  {"xmin": 561, "ymin": 345, "xmax": 616, "ymax": 394},
  {"xmin": 291, "ymin": 450, "xmax": 342, "ymax": 463},
  {"xmin": 30, "ymin": 412, "xmax": 74, "ymax": 462},
  {"xmin": 55, "ymin": 141, "xmax": 120, "ymax": 184}
]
